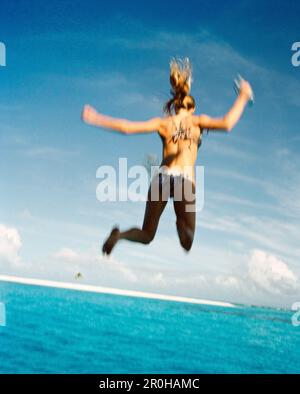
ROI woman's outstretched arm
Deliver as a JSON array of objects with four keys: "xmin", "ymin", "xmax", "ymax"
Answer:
[
  {"xmin": 82, "ymin": 105, "xmax": 164, "ymax": 135},
  {"xmin": 196, "ymin": 79, "xmax": 253, "ymax": 132}
]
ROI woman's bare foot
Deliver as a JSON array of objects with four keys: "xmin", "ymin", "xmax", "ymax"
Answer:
[{"xmin": 102, "ymin": 227, "xmax": 120, "ymax": 255}]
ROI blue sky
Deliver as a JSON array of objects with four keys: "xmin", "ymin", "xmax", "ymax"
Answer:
[{"xmin": 1, "ymin": 0, "xmax": 300, "ymax": 307}]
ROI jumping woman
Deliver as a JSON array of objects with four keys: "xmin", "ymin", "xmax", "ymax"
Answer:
[{"xmin": 82, "ymin": 58, "xmax": 253, "ymax": 255}]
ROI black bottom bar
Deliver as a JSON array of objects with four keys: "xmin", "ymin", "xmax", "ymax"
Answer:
[{"xmin": 0, "ymin": 374, "xmax": 298, "ymax": 391}]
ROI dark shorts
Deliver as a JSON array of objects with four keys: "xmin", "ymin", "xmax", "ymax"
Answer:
[{"xmin": 149, "ymin": 172, "xmax": 196, "ymax": 206}]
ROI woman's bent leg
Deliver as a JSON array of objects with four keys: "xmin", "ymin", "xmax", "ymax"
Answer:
[{"xmin": 102, "ymin": 186, "xmax": 167, "ymax": 255}]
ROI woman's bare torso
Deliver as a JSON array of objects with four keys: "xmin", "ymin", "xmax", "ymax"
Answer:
[{"xmin": 159, "ymin": 113, "xmax": 201, "ymax": 181}]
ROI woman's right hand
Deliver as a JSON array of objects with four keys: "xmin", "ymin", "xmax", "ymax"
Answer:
[
  {"xmin": 239, "ymin": 79, "xmax": 253, "ymax": 101},
  {"xmin": 82, "ymin": 104, "xmax": 99, "ymax": 125}
]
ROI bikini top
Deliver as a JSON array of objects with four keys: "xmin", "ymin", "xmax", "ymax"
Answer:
[{"xmin": 170, "ymin": 118, "xmax": 202, "ymax": 149}]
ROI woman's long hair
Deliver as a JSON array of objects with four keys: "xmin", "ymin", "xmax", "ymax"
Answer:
[{"xmin": 163, "ymin": 57, "xmax": 195, "ymax": 115}]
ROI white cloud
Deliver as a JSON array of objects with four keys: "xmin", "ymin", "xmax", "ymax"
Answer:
[
  {"xmin": 215, "ymin": 275, "xmax": 241, "ymax": 289},
  {"xmin": 24, "ymin": 146, "xmax": 79, "ymax": 160},
  {"xmin": 211, "ymin": 249, "xmax": 299, "ymax": 306},
  {"xmin": 200, "ymin": 207, "xmax": 300, "ymax": 264},
  {"xmin": 53, "ymin": 247, "xmax": 80, "ymax": 262},
  {"xmin": 151, "ymin": 272, "xmax": 166, "ymax": 287},
  {"xmin": 0, "ymin": 224, "xmax": 22, "ymax": 265},
  {"xmin": 248, "ymin": 249, "xmax": 298, "ymax": 295}
]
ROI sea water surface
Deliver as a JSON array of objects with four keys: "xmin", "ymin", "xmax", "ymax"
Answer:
[{"xmin": 0, "ymin": 281, "xmax": 299, "ymax": 373}]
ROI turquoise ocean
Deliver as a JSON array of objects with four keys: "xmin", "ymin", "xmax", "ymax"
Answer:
[{"xmin": 0, "ymin": 282, "xmax": 299, "ymax": 374}]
